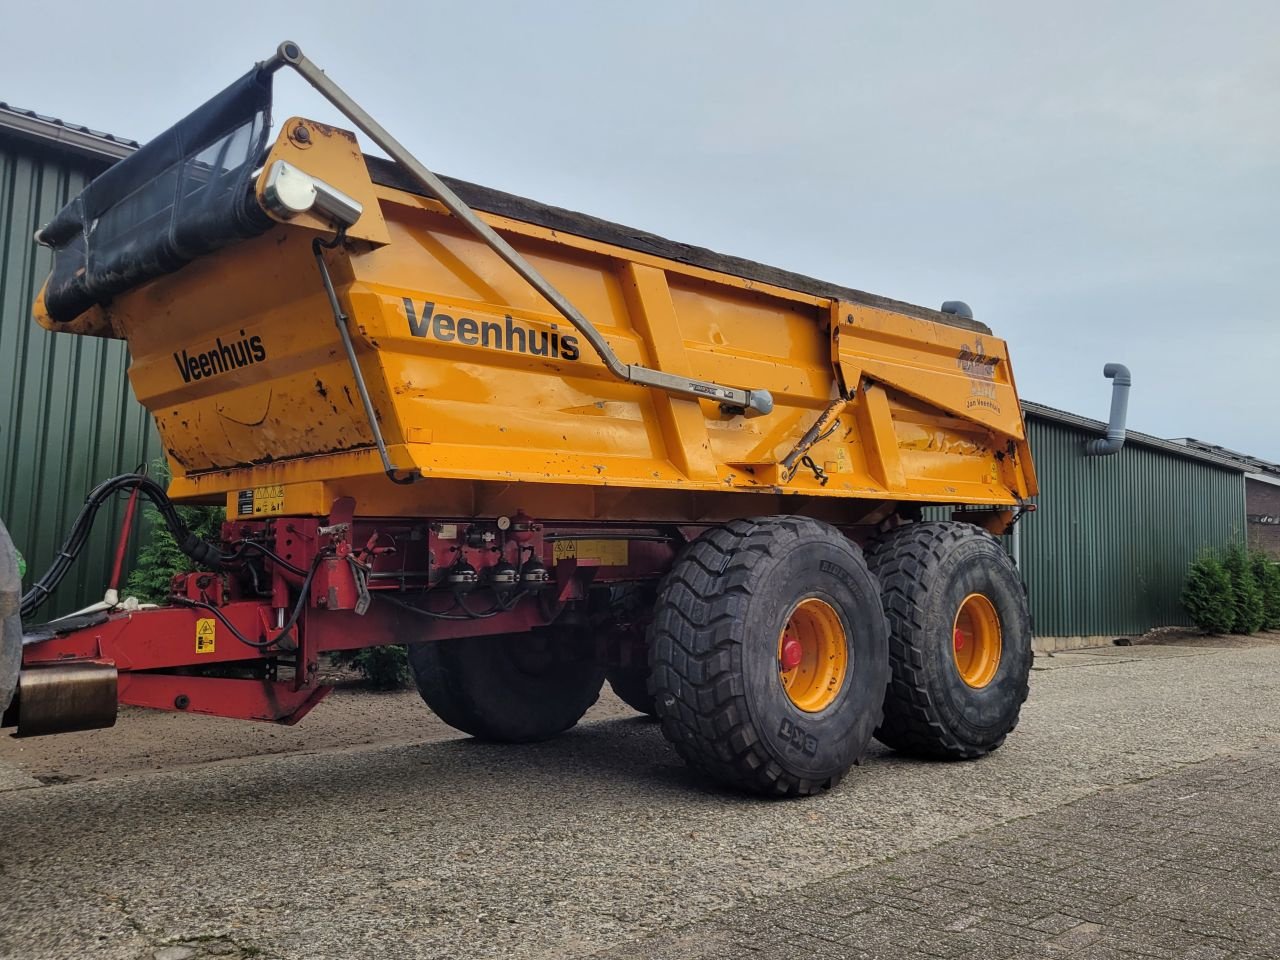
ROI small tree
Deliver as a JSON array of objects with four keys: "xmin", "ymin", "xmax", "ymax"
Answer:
[
  {"xmin": 1251, "ymin": 550, "xmax": 1280, "ymax": 630},
  {"xmin": 1182, "ymin": 553, "xmax": 1236, "ymax": 634},
  {"xmin": 1223, "ymin": 544, "xmax": 1266, "ymax": 635}
]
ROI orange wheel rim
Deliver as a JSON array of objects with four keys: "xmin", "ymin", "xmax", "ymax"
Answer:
[
  {"xmin": 952, "ymin": 593, "xmax": 1002, "ymax": 688},
  {"xmin": 778, "ymin": 598, "xmax": 848, "ymax": 712}
]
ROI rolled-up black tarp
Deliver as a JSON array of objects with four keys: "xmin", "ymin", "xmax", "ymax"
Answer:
[{"xmin": 39, "ymin": 67, "xmax": 276, "ymax": 323}]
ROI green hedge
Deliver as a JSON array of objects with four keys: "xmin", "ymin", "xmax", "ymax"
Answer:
[{"xmin": 1183, "ymin": 545, "xmax": 1280, "ymax": 635}]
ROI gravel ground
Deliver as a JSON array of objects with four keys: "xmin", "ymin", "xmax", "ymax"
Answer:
[{"xmin": 1, "ymin": 634, "xmax": 1279, "ymax": 959}]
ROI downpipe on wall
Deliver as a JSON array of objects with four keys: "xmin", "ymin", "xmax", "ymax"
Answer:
[{"xmin": 1085, "ymin": 363, "xmax": 1132, "ymax": 457}]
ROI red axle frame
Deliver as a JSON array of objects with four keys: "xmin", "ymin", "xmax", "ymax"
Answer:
[{"xmin": 14, "ymin": 504, "xmax": 682, "ymax": 730}]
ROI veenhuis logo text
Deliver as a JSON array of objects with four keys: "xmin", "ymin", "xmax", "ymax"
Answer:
[{"xmin": 403, "ymin": 299, "xmax": 580, "ymax": 361}]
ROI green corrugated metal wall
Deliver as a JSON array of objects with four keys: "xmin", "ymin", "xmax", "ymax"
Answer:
[
  {"xmin": 923, "ymin": 417, "xmax": 1244, "ymax": 636},
  {"xmin": 1016, "ymin": 417, "xmax": 1245, "ymax": 636},
  {"xmin": 0, "ymin": 133, "xmax": 161, "ymax": 617}
]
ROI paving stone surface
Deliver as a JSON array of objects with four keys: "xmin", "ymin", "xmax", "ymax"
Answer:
[
  {"xmin": 2, "ymin": 638, "xmax": 1279, "ymax": 959},
  {"xmin": 597, "ymin": 749, "xmax": 1280, "ymax": 959}
]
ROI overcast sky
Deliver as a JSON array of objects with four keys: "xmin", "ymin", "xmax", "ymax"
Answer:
[{"xmin": 3, "ymin": 1, "xmax": 1276, "ymax": 458}]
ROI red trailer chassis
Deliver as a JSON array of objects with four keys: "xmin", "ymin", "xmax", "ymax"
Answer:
[{"xmin": 7, "ymin": 497, "xmax": 680, "ymax": 737}]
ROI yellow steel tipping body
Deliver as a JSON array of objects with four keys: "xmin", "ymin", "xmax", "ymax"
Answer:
[{"xmin": 35, "ymin": 119, "xmax": 1037, "ymax": 527}]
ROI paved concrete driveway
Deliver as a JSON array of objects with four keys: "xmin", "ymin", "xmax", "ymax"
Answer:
[{"xmin": 2, "ymin": 637, "xmax": 1279, "ymax": 959}]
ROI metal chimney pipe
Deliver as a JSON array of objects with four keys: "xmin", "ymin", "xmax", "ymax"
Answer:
[{"xmin": 1084, "ymin": 363, "xmax": 1132, "ymax": 456}]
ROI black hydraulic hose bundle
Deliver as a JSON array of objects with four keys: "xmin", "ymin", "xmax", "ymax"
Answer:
[
  {"xmin": 18, "ymin": 473, "xmax": 228, "ymax": 621},
  {"xmin": 20, "ymin": 473, "xmax": 527, "ymax": 634}
]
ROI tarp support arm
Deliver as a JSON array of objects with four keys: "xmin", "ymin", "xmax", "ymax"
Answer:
[{"xmin": 263, "ymin": 42, "xmax": 773, "ymax": 418}]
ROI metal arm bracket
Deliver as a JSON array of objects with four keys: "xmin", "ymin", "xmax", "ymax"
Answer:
[{"xmin": 263, "ymin": 42, "xmax": 773, "ymax": 418}]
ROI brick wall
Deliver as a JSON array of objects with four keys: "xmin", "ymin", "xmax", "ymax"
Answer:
[{"xmin": 1247, "ymin": 477, "xmax": 1280, "ymax": 558}]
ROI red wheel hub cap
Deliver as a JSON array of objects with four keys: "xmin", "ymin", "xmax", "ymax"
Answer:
[{"xmin": 780, "ymin": 637, "xmax": 803, "ymax": 671}]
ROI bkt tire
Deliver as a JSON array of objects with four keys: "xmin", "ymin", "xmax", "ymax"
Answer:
[
  {"xmin": 408, "ymin": 629, "xmax": 605, "ymax": 743},
  {"xmin": 649, "ymin": 516, "xmax": 890, "ymax": 797},
  {"xmin": 867, "ymin": 521, "xmax": 1032, "ymax": 760},
  {"xmin": 0, "ymin": 518, "xmax": 21, "ymax": 715}
]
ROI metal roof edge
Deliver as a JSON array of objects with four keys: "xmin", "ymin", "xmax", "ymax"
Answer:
[
  {"xmin": 1174, "ymin": 437, "xmax": 1280, "ymax": 476},
  {"xmin": 1021, "ymin": 400, "xmax": 1248, "ymax": 472},
  {"xmin": 1246, "ymin": 472, "xmax": 1280, "ymax": 489},
  {"xmin": 0, "ymin": 103, "xmax": 137, "ymax": 163}
]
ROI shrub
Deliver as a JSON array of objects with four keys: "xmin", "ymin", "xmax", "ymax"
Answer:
[
  {"xmin": 1251, "ymin": 550, "xmax": 1280, "ymax": 630},
  {"xmin": 1182, "ymin": 553, "xmax": 1236, "ymax": 634},
  {"xmin": 331, "ymin": 646, "xmax": 412, "ymax": 689},
  {"xmin": 125, "ymin": 466, "xmax": 225, "ymax": 603},
  {"xmin": 1223, "ymin": 544, "xmax": 1266, "ymax": 634}
]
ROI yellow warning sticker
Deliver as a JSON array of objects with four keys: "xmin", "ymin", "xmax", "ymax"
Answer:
[
  {"xmin": 236, "ymin": 484, "xmax": 286, "ymax": 517},
  {"xmin": 552, "ymin": 539, "xmax": 629, "ymax": 566},
  {"xmin": 195, "ymin": 618, "xmax": 216, "ymax": 654}
]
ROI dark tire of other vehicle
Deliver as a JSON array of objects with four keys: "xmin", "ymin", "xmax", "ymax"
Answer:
[
  {"xmin": 408, "ymin": 629, "xmax": 605, "ymax": 742},
  {"xmin": 606, "ymin": 666, "xmax": 657, "ymax": 718},
  {"xmin": 0, "ymin": 519, "xmax": 21, "ymax": 716},
  {"xmin": 649, "ymin": 516, "xmax": 890, "ymax": 797},
  {"xmin": 867, "ymin": 520, "xmax": 1032, "ymax": 760}
]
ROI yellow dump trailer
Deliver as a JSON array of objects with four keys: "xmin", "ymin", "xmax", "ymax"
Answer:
[{"xmin": 4, "ymin": 43, "xmax": 1039, "ymax": 796}]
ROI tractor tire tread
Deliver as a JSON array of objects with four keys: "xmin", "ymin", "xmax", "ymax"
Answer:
[
  {"xmin": 867, "ymin": 521, "xmax": 1030, "ymax": 759},
  {"xmin": 651, "ymin": 515, "xmax": 883, "ymax": 797}
]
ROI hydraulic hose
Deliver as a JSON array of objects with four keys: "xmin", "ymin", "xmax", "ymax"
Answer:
[
  {"xmin": 19, "ymin": 473, "xmax": 228, "ymax": 621},
  {"xmin": 173, "ymin": 548, "xmax": 326, "ymax": 650}
]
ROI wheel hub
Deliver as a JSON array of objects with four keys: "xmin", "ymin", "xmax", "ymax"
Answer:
[
  {"xmin": 777, "ymin": 598, "xmax": 848, "ymax": 713},
  {"xmin": 952, "ymin": 593, "xmax": 1002, "ymax": 688}
]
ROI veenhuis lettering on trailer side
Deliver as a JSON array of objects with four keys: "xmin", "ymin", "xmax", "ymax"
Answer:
[
  {"xmin": 402, "ymin": 299, "xmax": 580, "ymax": 361},
  {"xmin": 173, "ymin": 331, "xmax": 267, "ymax": 383}
]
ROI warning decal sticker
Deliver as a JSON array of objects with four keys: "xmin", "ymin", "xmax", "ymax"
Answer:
[
  {"xmin": 552, "ymin": 539, "xmax": 629, "ymax": 566},
  {"xmin": 196, "ymin": 618, "xmax": 216, "ymax": 654},
  {"xmin": 236, "ymin": 484, "xmax": 286, "ymax": 517}
]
